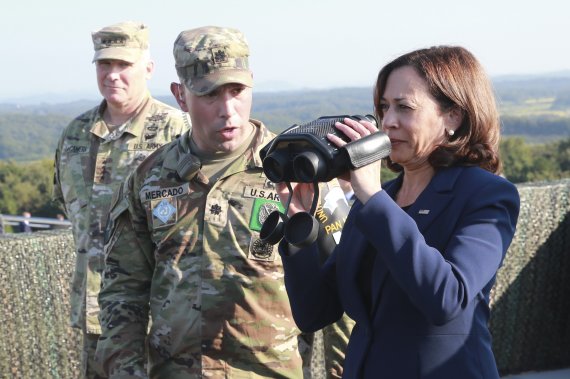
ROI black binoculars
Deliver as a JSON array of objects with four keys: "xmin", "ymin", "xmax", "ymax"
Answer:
[
  {"xmin": 259, "ymin": 114, "xmax": 391, "ymax": 183},
  {"xmin": 259, "ymin": 114, "xmax": 391, "ymax": 248}
]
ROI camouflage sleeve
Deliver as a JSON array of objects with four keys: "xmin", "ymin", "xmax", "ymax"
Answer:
[
  {"xmin": 52, "ymin": 130, "xmax": 65, "ymax": 213},
  {"xmin": 322, "ymin": 314, "xmax": 355, "ymax": 378},
  {"xmin": 96, "ymin": 180, "xmax": 155, "ymax": 379},
  {"xmin": 165, "ymin": 103, "xmax": 191, "ymax": 138}
]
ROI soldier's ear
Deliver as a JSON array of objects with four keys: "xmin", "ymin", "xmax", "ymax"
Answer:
[
  {"xmin": 145, "ymin": 59, "xmax": 155, "ymax": 80},
  {"xmin": 170, "ymin": 82, "xmax": 188, "ymax": 112}
]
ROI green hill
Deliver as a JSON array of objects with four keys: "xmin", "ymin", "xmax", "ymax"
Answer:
[{"xmin": 1, "ymin": 77, "xmax": 570, "ymax": 162}]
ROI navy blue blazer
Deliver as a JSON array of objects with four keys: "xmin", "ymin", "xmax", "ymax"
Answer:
[{"xmin": 281, "ymin": 166, "xmax": 520, "ymax": 379}]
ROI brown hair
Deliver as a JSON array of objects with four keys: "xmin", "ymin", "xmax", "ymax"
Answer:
[{"xmin": 374, "ymin": 46, "xmax": 501, "ymax": 174}]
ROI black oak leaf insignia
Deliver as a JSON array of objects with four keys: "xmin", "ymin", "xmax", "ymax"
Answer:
[
  {"xmin": 210, "ymin": 204, "xmax": 222, "ymax": 215},
  {"xmin": 213, "ymin": 49, "xmax": 227, "ymax": 63}
]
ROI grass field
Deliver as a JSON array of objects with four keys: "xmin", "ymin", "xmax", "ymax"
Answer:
[{"xmin": 499, "ymin": 97, "xmax": 570, "ymax": 118}]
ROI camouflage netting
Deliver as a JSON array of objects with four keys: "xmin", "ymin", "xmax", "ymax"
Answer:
[
  {"xmin": 0, "ymin": 230, "xmax": 81, "ymax": 378},
  {"xmin": 490, "ymin": 179, "xmax": 570, "ymax": 376},
  {"xmin": 0, "ymin": 179, "xmax": 568, "ymax": 378}
]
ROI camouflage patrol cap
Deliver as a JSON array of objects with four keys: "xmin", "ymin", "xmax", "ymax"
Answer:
[
  {"xmin": 173, "ymin": 26, "xmax": 253, "ymax": 95},
  {"xmin": 92, "ymin": 21, "xmax": 149, "ymax": 63}
]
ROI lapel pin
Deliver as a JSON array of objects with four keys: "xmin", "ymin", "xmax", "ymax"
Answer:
[{"xmin": 418, "ymin": 209, "xmax": 430, "ymax": 215}]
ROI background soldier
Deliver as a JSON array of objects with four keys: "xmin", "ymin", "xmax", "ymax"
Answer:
[
  {"xmin": 97, "ymin": 25, "xmax": 352, "ymax": 378},
  {"xmin": 18, "ymin": 211, "xmax": 32, "ymax": 233},
  {"xmin": 53, "ymin": 21, "xmax": 190, "ymax": 378}
]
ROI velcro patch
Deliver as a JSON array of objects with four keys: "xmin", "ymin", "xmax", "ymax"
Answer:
[
  {"xmin": 248, "ymin": 237, "xmax": 276, "ymax": 261},
  {"xmin": 141, "ymin": 183, "xmax": 189, "ymax": 202},
  {"xmin": 204, "ymin": 198, "xmax": 228, "ymax": 227},
  {"xmin": 243, "ymin": 186, "xmax": 281, "ymax": 201},
  {"xmin": 127, "ymin": 142, "xmax": 163, "ymax": 151},
  {"xmin": 151, "ymin": 198, "xmax": 177, "ymax": 228},
  {"xmin": 249, "ymin": 198, "xmax": 284, "ymax": 232}
]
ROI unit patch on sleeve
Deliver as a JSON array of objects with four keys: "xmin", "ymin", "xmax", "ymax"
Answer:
[
  {"xmin": 151, "ymin": 198, "xmax": 178, "ymax": 228},
  {"xmin": 248, "ymin": 237, "xmax": 276, "ymax": 261},
  {"xmin": 249, "ymin": 198, "xmax": 285, "ymax": 232}
]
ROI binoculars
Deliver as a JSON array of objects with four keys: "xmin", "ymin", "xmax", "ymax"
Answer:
[
  {"xmin": 259, "ymin": 115, "xmax": 391, "ymax": 248},
  {"xmin": 260, "ymin": 114, "xmax": 391, "ymax": 183}
]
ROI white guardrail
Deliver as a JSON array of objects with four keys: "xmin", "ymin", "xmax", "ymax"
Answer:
[{"xmin": 0, "ymin": 214, "xmax": 71, "ymax": 231}]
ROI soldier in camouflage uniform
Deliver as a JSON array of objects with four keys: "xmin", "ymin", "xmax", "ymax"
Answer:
[
  {"xmin": 96, "ymin": 26, "xmax": 352, "ymax": 378},
  {"xmin": 53, "ymin": 21, "xmax": 190, "ymax": 379}
]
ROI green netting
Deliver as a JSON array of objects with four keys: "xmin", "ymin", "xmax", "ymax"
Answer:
[
  {"xmin": 0, "ymin": 179, "xmax": 568, "ymax": 378},
  {"xmin": 490, "ymin": 179, "xmax": 570, "ymax": 375},
  {"xmin": 0, "ymin": 230, "xmax": 81, "ymax": 378}
]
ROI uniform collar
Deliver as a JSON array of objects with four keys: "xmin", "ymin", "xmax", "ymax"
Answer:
[
  {"xmin": 90, "ymin": 92, "xmax": 152, "ymax": 139},
  {"xmin": 162, "ymin": 119, "xmax": 274, "ymax": 180}
]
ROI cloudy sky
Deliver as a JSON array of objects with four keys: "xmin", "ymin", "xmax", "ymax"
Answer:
[{"xmin": 1, "ymin": 0, "xmax": 567, "ymax": 102}]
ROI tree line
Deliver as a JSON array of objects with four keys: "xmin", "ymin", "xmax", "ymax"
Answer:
[
  {"xmin": 1, "ymin": 136, "xmax": 568, "ymax": 221},
  {"xmin": 2, "ymin": 82, "xmax": 570, "ymax": 162}
]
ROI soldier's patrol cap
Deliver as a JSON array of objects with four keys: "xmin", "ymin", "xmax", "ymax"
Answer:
[
  {"xmin": 91, "ymin": 21, "xmax": 149, "ymax": 63},
  {"xmin": 173, "ymin": 26, "xmax": 253, "ymax": 96}
]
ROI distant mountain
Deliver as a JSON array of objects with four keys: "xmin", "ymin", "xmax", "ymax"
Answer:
[
  {"xmin": 493, "ymin": 75, "xmax": 570, "ymax": 104},
  {"xmin": 493, "ymin": 70, "xmax": 570, "ymax": 82},
  {"xmin": 0, "ymin": 100, "xmax": 99, "ymax": 117}
]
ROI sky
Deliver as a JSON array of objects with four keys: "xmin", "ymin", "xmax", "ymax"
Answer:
[{"xmin": 1, "ymin": 0, "xmax": 568, "ymax": 103}]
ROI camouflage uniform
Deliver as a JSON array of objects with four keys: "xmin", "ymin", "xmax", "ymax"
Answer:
[
  {"xmin": 53, "ymin": 94, "xmax": 189, "ymax": 374},
  {"xmin": 97, "ymin": 120, "xmax": 352, "ymax": 378}
]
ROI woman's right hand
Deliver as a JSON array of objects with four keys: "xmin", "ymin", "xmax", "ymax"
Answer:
[{"xmin": 328, "ymin": 118, "xmax": 383, "ymax": 204}]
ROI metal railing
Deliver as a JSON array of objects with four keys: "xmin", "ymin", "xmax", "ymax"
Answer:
[{"xmin": 0, "ymin": 214, "xmax": 71, "ymax": 231}]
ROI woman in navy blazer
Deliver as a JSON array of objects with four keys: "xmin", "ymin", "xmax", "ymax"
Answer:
[{"xmin": 278, "ymin": 46, "xmax": 520, "ymax": 378}]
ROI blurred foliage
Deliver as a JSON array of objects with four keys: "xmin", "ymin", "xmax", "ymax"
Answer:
[
  {"xmin": 500, "ymin": 137, "xmax": 570, "ymax": 183},
  {"xmin": 0, "ymin": 113, "xmax": 72, "ymax": 161},
  {"xmin": 1, "ymin": 78, "xmax": 570, "ymax": 216},
  {"xmin": 2, "ymin": 82, "xmax": 570, "ymax": 161},
  {"xmin": 0, "ymin": 159, "xmax": 61, "ymax": 217},
  {"xmin": 0, "ymin": 138, "xmax": 568, "ymax": 218}
]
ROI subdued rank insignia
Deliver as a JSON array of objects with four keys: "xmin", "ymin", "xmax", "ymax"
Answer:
[
  {"xmin": 249, "ymin": 198, "xmax": 285, "ymax": 232},
  {"xmin": 249, "ymin": 237, "xmax": 276, "ymax": 261},
  {"xmin": 212, "ymin": 47, "xmax": 229, "ymax": 64},
  {"xmin": 204, "ymin": 198, "xmax": 228, "ymax": 227},
  {"xmin": 101, "ymin": 38, "xmax": 127, "ymax": 47},
  {"xmin": 151, "ymin": 198, "xmax": 177, "ymax": 228},
  {"xmin": 210, "ymin": 203, "xmax": 222, "ymax": 215}
]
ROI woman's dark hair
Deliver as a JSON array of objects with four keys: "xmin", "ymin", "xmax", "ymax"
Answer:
[{"xmin": 374, "ymin": 46, "xmax": 501, "ymax": 174}]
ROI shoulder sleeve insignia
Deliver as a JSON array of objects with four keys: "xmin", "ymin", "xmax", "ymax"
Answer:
[
  {"xmin": 151, "ymin": 198, "xmax": 178, "ymax": 228},
  {"xmin": 249, "ymin": 198, "xmax": 284, "ymax": 232},
  {"xmin": 248, "ymin": 237, "xmax": 276, "ymax": 261}
]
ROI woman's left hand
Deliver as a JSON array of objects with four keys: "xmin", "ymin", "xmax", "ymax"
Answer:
[
  {"xmin": 276, "ymin": 182, "xmax": 315, "ymax": 217},
  {"xmin": 327, "ymin": 117, "xmax": 383, "ymax": 204}
]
